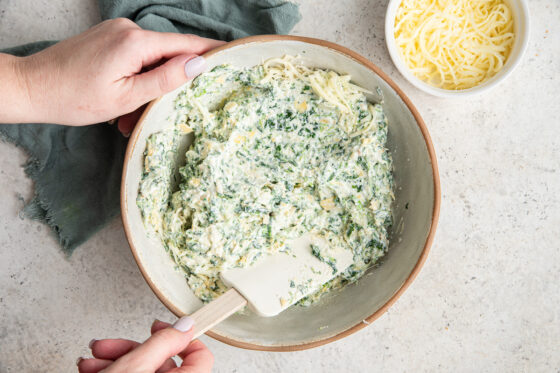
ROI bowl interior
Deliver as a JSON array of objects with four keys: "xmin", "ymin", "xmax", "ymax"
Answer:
[
  {"xmin": 385, "ymin": 0, "xmax": 530, "ymax": 97},
  {"xmin": 122, "ymin": 37, "xmax": 438, "ymax": 349}
]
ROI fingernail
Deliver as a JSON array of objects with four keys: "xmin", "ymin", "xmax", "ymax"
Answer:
[
  {"xmin": 76, "ymin": 357, "xmax": 83, "ymax": 366},
  {"xmin": 88, "ymin": 339, "xmax": 96, "ymax": 349},
  {"xmin": 172, "ymin": 315, "xmax": 195, "ymax": 332},
  {"xmin": 123, "ymin": 131, "xmax": 131, "ymax": 138},
  {"xmin": 184, "ymin": 56, "xmax": 206, "ymax": 79}
]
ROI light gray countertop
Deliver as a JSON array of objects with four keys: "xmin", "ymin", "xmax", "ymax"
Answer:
[{"xmin": 1, "ymin": 1, "xmax": 559, "ymax": 372}]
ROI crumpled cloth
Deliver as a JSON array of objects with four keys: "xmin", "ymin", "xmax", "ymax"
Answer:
[{"xmin": 0, "ymin": 0, "xmax": 300, "ymax": 254}]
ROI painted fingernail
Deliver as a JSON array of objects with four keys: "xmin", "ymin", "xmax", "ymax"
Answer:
[
  {"xmin": 88, "ymin": 339, "xmax": 96, "ymax": 349},
  {"xmin": 172, "ymin": 315, "xmax": 195, "ymax": 332},
  {"xmin": 184, "ymin": 56, "xmax": 206, "ymax": 79},
  {"xmin": 123, "ymin": 131, "xmax": 131, "ymax": 138},
  {"xmin": 76, "ymin": 357, "xmax": 83, "ymax": 366}
]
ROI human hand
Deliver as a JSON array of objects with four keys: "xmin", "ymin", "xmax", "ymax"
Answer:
[
  {"xmin": 77, "ymin": 316, "xmax": 213, "ymax": 373},
  {"xmin": 3, "ymin": 18, "xmax": 224, "ymax": 134}
]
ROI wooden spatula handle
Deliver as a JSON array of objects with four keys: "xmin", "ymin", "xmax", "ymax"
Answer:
[{"xmin": 190, "ymin": 288, "xmax": 248, "ymax": 339}]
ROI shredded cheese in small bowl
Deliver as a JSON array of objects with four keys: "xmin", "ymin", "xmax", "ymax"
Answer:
[{"xmin": 385, "ymin": 0, "xmax": 530, "ymax": 97}]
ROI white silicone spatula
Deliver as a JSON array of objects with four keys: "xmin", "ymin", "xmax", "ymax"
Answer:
[{"xmin": 189, "ymin": 233, "xmax": 354, "ymax": 339}]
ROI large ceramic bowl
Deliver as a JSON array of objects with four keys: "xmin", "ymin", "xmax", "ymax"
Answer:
[{"xmin": 121, "ymin": 35, "xmax": 440, "ymax": 351}]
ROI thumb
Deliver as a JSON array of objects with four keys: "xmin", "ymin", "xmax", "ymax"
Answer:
[
  {"xmin": 118, "ymin": 316, "xmax": 195, "ymax": 372},
  {"xmin": 132, "ymin": 55, "xmax": 207, "ymax": 103}
]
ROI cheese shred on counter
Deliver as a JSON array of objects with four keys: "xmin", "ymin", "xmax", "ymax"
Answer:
[
  {"xmin": 137, "ymin": 56, "xmax": 394, "ymax": 306},
  {"xmin": 395, "ymin": 0, "xmax": 515, "ymax": 90}
]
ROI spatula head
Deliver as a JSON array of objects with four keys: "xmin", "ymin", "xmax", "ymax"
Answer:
[{"xmin": 220, "ymin": 233, "xmax": 354, "ymax": 317}]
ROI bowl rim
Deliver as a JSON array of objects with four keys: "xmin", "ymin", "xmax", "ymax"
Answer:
[
  {"xmin": 384, "ymin": 0, "xmax": 530, "ymax": 98},
  {"xmin": 121, "ymin": 34, "xmax": 441, "ymax": 351}
]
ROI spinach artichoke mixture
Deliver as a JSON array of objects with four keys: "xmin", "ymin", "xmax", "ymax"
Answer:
[{"xmin": 137, "ymin": 56, "xmax": 394, "ymax": 305}]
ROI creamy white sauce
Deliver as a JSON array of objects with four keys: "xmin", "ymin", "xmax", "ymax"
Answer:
[{"xmin": 137, "ymin": 56, "xmax": 394, "ymax": 305}]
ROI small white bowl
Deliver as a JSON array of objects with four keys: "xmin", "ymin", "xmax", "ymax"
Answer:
[{"xmin": 385, "ymin": 0, "xmax": 530, "ymax": 98}]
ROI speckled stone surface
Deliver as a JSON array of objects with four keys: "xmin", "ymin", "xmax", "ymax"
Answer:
[{"xmin": 1, "ymin": 1, "xmax": 559, "ymax": 372}]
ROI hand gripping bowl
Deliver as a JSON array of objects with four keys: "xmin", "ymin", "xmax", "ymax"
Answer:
[{"xmin": 121, "ymin": 35, "xmax": 441, "ymax": 351}]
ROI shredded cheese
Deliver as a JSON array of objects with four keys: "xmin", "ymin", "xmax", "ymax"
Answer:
[
  {"xmin": 394, "ymin": 0, "xmax": 515, "ymax": 90},
  {"xmin": 261, "ymin": 55, "xmax": 375, "ymax": 136}
]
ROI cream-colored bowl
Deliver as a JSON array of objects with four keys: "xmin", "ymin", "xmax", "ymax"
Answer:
[
  {"xmin": 121, "ymin": 35, "xmax": 440, "ymax": 351},
  {"xmin": 385, "ymin": 0, "xmax": 530, "ymax": 98}
]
